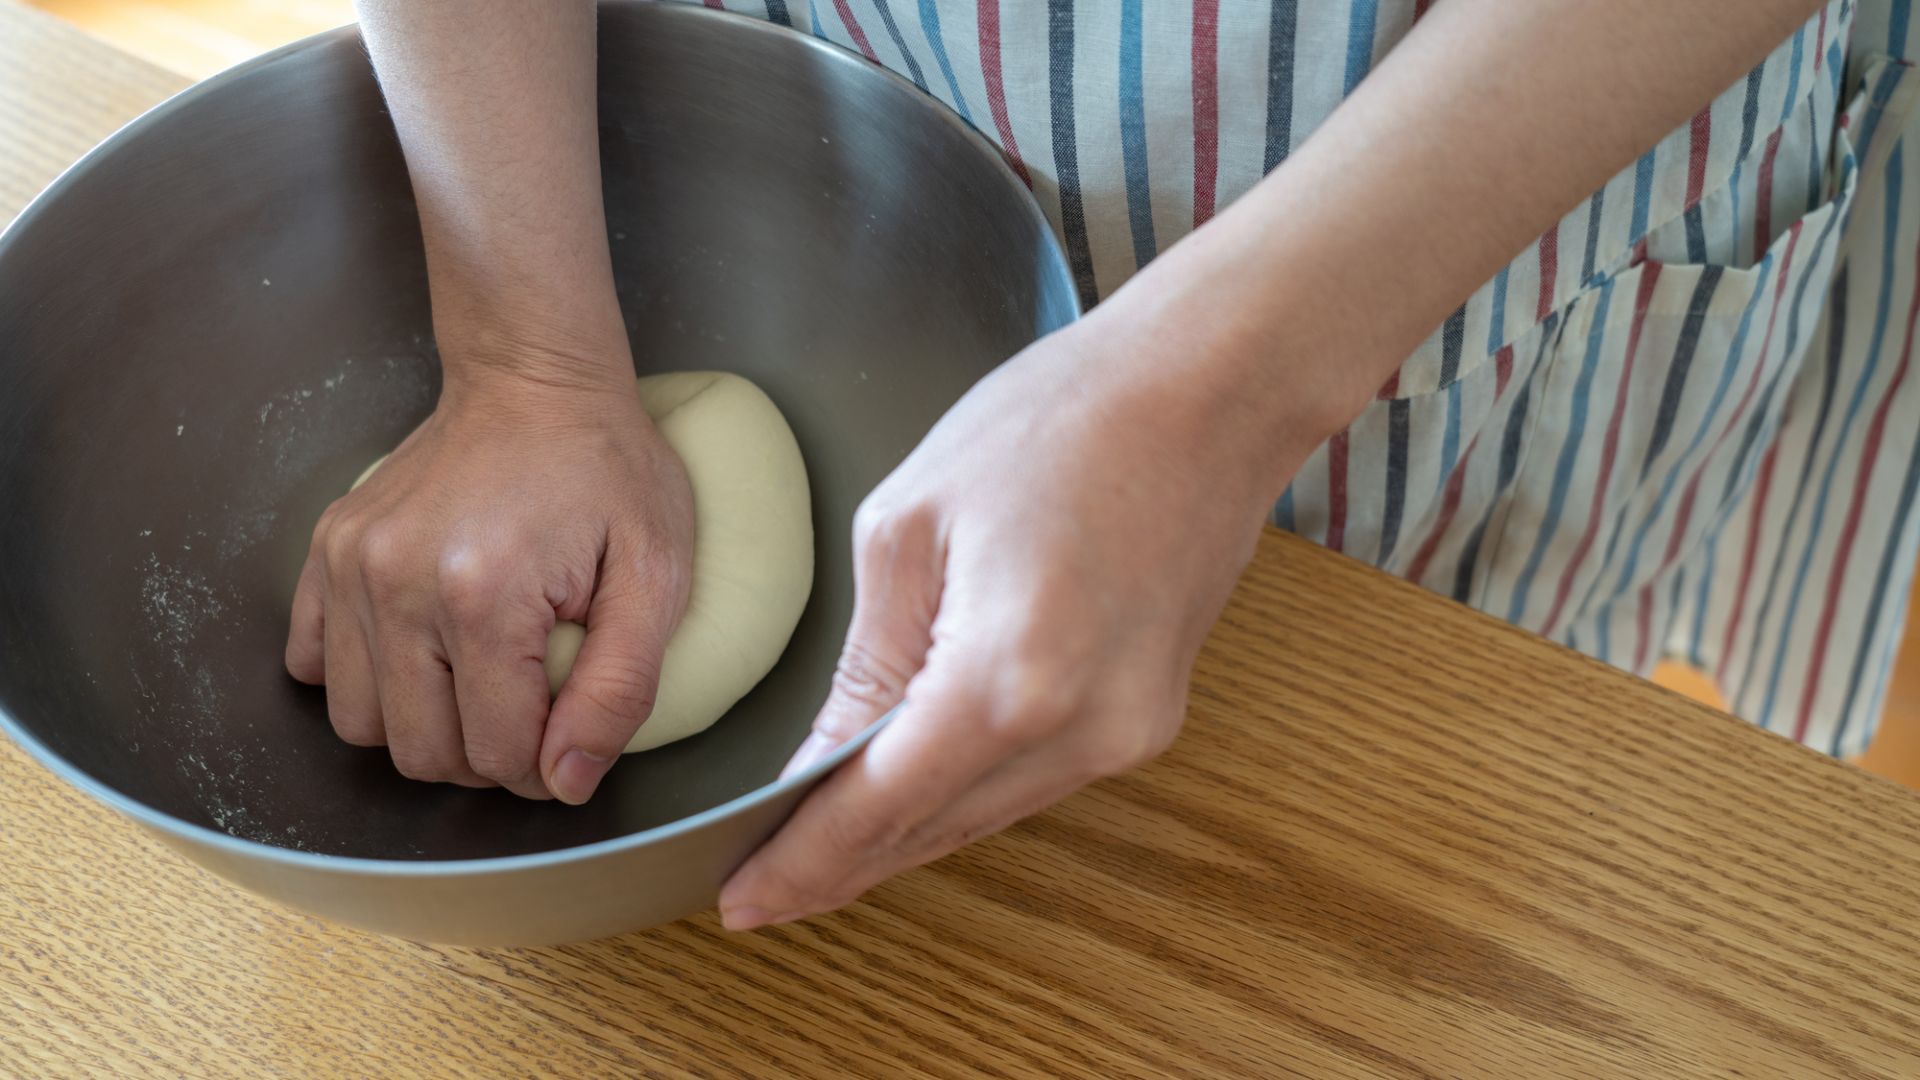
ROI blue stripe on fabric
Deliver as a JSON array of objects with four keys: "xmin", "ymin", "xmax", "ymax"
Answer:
[
  {"xmin": 1505, "ymin": 280, "xmax": 1618, "ymax": 626},
  {"xmin": 1782, "ymin": 28, "xmax": 1806, "ymax": 126},
  {"xmin": 1274, "ymin": 487, "xmax": 1296, "ymax": 531},
  {"xmin": 1620, "ymin": 253, "xmax": 1766, "ymax": 618},
  {"xmin": 1754, "ymin": 147, "xmax": 1904, "ymax": 724},
  {"xmin": 1046, "ymin": 0, "xmax": 1098, "ymax": 308},
  {"xmin": 1835, "ymin": 426, "xmax": 1920, "ymax": 754},
  {"xmin": 764, "ymin": 0, "xmax": 792, "ymax": 26},
  {"xmin": 1578, "ymin": 267, "xmax": 1725, "ymax": 621},
  {"xmin": 1265, "ymin": 0, "xmax": 1299, "ymax": 174},
  {"xmin": 1853, "ymin": 61, "xmax": 1906, "ymax": 167},
  {"xmin": 1440, "ymin": 381, "xmax": 1464, "ymax": 490},
  {"xmin": 1343, "ymin": 0, "xmax": 1379, "ymax": 95},
  {"xmin": 1751, "ymin": 265, "xmax": 1853, "ymax": 725},
  {"xmin": 1488, "ymin": 267, "xmax": 1511, "ymax": 353},
  {"xmin": 1806, "ymin": 110, "xmax": 1825, "ymax": 216},
  {"xmin": 1120, "ymin": 0, "xmax": 1156, "ymax": 269},
  {"xmin": 1629, "ymin": 149, "xmax": 1657, "ymax": 246},
  {"xmin": 1730, "ymin": 161, "xmax": 1748, "ymax": 266},
  {"xmin": 1893, "ymin": 0, "xmax": 1912, "ymax": 61},
  {"xmin": 807, "ymin": 0, "xmax": 825, "ymax": 38},
  {"xmin": 868, "ymin": 0, "xmax": 928, "ymax": 91},
  {"xmin": 1452, "ymin": 314, "xmax": 1560, "ymax": 604},
  {"xmin": 918, "ymin": 0, "xmax": 974, "ymax": 123}
]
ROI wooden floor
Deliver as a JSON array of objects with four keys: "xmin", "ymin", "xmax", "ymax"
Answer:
[{"xmin": 27, "ymin": 0, "xmax": 1920, "ymax": 789}]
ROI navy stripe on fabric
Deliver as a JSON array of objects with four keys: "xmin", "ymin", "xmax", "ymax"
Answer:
[
  {"xmin": 918, "ymin": 0, "xmax": 974, "ymax": 123},
  {"xmin": 765, "ymin": 0, "xmax": 792, "ymax": 25},
  {"xmin": 1343, "ymin": 0, "xmax": 1378, "ymax": 94},
  {"xmin": 1120, "ymin": 0, "xmax": 1156, "ymax": 269},
  {"xmin": 1452, "ymin": 314, "xmax": 1560, "ymax": 603},
  {"xmin": 869, "ymin": 0, "xmax": 929, "ymax": 91},
  {"xmin": 1684, "ymin": 205, "xmax": 1708, "ymax": 263},
  {"xmin": 1577, "ymin": 266, "xmax": 1724, "ymax": 621},
  {"xmin": 1046, "ymin": 0, "xmax": 1098, "ymax": 308},
  {"xmin": 1738, "ymin": 64, "xmax": 1763, "ymax": 161},
  {"xmin": 1507, "ymin": 281, "xmax": 1618, "ymax": 625},
  {"xmin": 1380, "ymin": 399, "xmax": 1411, "ymax": 564},
  {"xmin": 1265, "ymin": 0, "xmax": 1298, "ymax": 174},
  {"xmin": 1895, "ymin": 0, "xmax": 1913, "ymax": 59},
  {"xmin": 1438, "ymin": 305, "xmax": 1466, "ymax": 387},
  {"xmin": 1750, "ymin": 263, "xmax": 1850, "ymax": 724},
  {"xmin": 1581, "ymin": 190, "xmax": 1605, "ymax": 284}
]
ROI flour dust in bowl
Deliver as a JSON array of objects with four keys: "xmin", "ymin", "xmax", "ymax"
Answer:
[{"xmin": 0, "ymin": 4, "xmax": 1076, "ymax": 945}]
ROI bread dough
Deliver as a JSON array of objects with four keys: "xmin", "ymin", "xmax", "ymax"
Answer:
[{"xmin": 351, "ymin": 371, "xmax": 813, "ymax": 752}]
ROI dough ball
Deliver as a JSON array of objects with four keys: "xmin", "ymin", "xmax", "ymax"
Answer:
[{"xmin": 351, "ymin": 371, "xmax": 813, "ymax": 753}]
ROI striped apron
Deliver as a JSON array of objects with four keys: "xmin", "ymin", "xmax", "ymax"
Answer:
[{"xmin": 693, "ymin": 0, "xmax": 1920, "ymax": 757}]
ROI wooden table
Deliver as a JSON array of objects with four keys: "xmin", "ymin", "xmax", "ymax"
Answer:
[{"xmin": 4, "ymin": 5, "xmax": 1918, "ymax": 1076}]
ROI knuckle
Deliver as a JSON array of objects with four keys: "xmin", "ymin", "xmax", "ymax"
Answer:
[
  {"xmin": 568, "ymin": 670, "xmax": 657, "ymax": 728},
  {"xmin": 388, "ymin": 742, "xmax": 455, "ymax": 783},
  {"xmin": 355, "ymin": 524, "xmax": 409, "ymax": 595},
  {"xmin": 437, "ymin": 548, "xmax": 500, "ymax": 624},
  {"xmin": 1081, "ymin": 715, "xmax": 1180, "ymax": 779},
  {"xmin": 824, "ymin": 642, "xmax": 914, "ymax": 728},
  {"xmin": 465, "ymin": 740, "xmax": 536, "ymax": 785},
  {"xmin": 984, "ymin": 662, "xmax": 1079, "ymax": 744},
  {"xmin": 329, "ymin": 714, "xmax": 385, "ymax": 748}
]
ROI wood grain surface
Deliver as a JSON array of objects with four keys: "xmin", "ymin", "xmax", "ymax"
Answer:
[{"xmin": 4, "ymin": 7, "xmax": 1920, "ymax": 1077}]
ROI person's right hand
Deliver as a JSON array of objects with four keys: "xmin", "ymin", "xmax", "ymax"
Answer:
[{"xmin": 284, "ymin": 355, "xmax": 694, "ymax": 803}]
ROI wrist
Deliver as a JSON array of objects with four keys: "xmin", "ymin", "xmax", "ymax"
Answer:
[{"xmin": 1087, "ymin": 246, "xmax": 1371, "ymax": 508}]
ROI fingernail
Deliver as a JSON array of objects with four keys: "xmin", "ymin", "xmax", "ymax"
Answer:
[
  {"xmin": 723, "ymin": 906, "xmax": 805, "ymax": 932},
  {"xmin": 550, "ymin": 747, "xmax": 613, "ymax": 805},
  {"xmin": 779, "ymin": 732, "xmax": 840, "ymax": 780},
  {"xmin": 722, "ymin": 906, "xmax": 771, "ymax": 931}
]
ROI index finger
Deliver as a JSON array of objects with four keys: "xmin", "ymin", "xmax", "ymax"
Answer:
[{"xmin": 718, "ymin": 661, "xmax": 1016, "ymax": 929}]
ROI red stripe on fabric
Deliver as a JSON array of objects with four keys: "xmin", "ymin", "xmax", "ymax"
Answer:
[
  {"xmin": 1403, "ymin": 343, "xmax": 1517, "ymax": 583},
  {"xmin": 1326, "ymin": 431, "xmax": 1350, "ymax": 553},
  {"xmin": 1715, "ymin": 438, "xmax": 1785, "ymax": 684},
  {"xmin": 1536, "ymin": 229, "xmax": 1559, "ymax": 322},
  {"xmin": 1816, "ymin": 7, "xmax": 1828, "ymax": 73},
  {"xmin": 1792, "ymin": 228, "xmax": 1920, "ymax": 740},
  {"xmin": 1413, "ymin": 0, "xmax": 1435, "ymax": 19},
  {"xmin": 1405, "ymin": 433, "xmax": 1475, "ymax": 585},
  {"xmin": 831, "ymin": 0, "xmax": 880, "ymax": 61},
  {"xmin": 1192, "ymin": 0, "xmax": 1221, "ymax": 226},
  {"xmin": 1686, "ymin": 105, "xmax": 1712, "ymax": 210},
  {"xmin": 976, "ymin": 0, "xmax": 1031, "ymax": 187},
  {"xmin": 1542, "ymin": 263, "xmax": 1664, "ymax": 636},
  {"xmin": 1377, "ymin": 372, "xmax": 1401, "ymax": 400},
  {"xmin": 1755, "ymin": 127, "xmax": 1783, "ymax": 260},
  {"xmin": 1652, "ymin": 222, "xmax": 1804, "ymax": 607},
  {"xmin": 703, "ymin": 0, "xmax": 724, "ymax": 7}
]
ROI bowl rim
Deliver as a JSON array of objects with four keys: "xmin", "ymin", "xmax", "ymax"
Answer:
[{"xmin": 0, "ymin": 2, "xmax": 1077, "ymax": 874}]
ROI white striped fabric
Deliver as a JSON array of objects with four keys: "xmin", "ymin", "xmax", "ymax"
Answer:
[{"xmin": 683, "ymin": 0, "xmax": 1920, "ymax": 756}]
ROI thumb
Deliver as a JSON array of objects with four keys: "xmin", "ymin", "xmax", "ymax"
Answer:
[
  {"xmin": 784, "ymin": 508, "xmax": 944, "ymax": 779},
  {"xmin": 540, "ymin": 544, "xmax": 682, "ymax": 805}
]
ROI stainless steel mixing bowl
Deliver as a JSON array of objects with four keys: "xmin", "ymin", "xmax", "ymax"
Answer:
[{"xmin": 0, "ymin": 3, "xmax": 1076, "ymax": 945}]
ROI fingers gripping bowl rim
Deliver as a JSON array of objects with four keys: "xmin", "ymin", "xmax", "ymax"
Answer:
[{"xmin": 0, "ymin": 2, "xmax": 1077, "ymax": 944}]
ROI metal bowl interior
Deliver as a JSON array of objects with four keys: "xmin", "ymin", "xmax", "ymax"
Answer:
[{"xmin": 0, "ymin": 5, "xmax": 1075, "ymax": 868}]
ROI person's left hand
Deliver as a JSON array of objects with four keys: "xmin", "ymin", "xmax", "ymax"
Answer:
[{"xmin": 716, "ymin": 286, "xmax": 1325, "ymax": 931}]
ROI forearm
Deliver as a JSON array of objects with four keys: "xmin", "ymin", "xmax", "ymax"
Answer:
[
  {"xmin": 357, "ymin": 0, "xmax": 628, "ymax": 393},
  {"xmin": 1109, "ymin": 0, "xmax": 1829, "ymax": 493}
]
